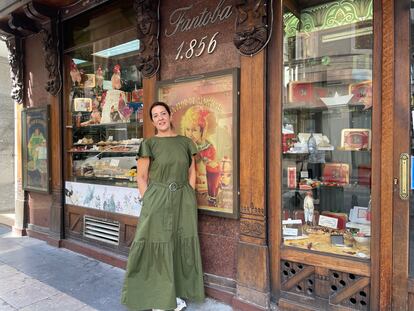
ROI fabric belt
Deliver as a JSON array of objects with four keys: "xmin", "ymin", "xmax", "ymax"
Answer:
[{"xmin": 150, "ymin": 181, "xmax": 188, "ymax": 192}]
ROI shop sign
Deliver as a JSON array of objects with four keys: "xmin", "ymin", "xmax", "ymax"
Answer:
[{"xmin": 164, "ymin": 0, "xmax": 233, "ymax": 62}]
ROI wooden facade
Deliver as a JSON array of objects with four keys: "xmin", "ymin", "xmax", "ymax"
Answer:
[{"xmin": 1, "ymin": 0, "xmax": 413, "ymax": 310}]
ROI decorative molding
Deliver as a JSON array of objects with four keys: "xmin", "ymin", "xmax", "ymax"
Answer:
[
  {"xmin": 4, "ymin": 36, "xmax": 23, "ymax": 104},
  {"xmin": 240, "ymin": 218, "xmax": 265, "ymax": 238},
  {"xmin": 240, "ymin": 201, "xmax": 264, "ymax": 216},
  {"xmin": 134, "ymin": 0, "xmax": 160, "ymax": 78},
  {"xmin": 41, "ymin": 24, "xmax": 61, "ymax": 96},
  {"xmin": 329, "ymin": 270, "xmax": 370, "ymax": 310},
  {"xmin": 280, "ymin": 260, "xmax": 315, "ymax": 297},
  {"xmin": 234, "ymin": 0, "xmax": 270, "ymax": 56},
  {"xmin": 284, "ymin": 0, "xmax": 373, "ymax": 37}
]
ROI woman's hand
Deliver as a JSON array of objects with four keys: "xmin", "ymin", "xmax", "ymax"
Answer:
[
  {"xmin": 188, "ymin": 156, "xmax": 196, "ymax": 190},
  {"xmin": 137, "ymin": 157, "xmax": 150, "ymax": 198}
]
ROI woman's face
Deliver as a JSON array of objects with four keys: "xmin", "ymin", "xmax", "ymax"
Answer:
[
  {"xmin": 185, "ymin": 125, "xmax": 203, "ymax": 144},
  {"xmin": 151, "ymin": 105, "xmax": 172, "ymax": 132}
]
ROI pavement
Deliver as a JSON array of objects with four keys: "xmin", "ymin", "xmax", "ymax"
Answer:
[{"xmin": 0, "ymin": 224, "xmax": 233, "ymax": 311}]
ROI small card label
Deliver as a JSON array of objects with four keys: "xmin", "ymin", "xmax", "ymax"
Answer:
[
  {"xmin": 283, "ymin": 228, "xmax": 298, "ymax": 236},
  {"xmin": 300, "ymin": 171, "xmax": 309, "ymax": 178},
  {"xmin": 282, "ymin": 219, "xmax": 302, "ymax": 225},
  {"xmin": 318, "ymin": 215, "xmax": 338, "ymax": 229}
]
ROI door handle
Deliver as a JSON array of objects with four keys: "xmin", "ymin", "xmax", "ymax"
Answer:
[{"xmin": 399, "ymin": 153, "xmax": 409, "ymax": 200}]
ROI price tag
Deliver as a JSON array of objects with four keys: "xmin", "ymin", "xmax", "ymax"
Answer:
[{"xmin": 110, "ymin": 159, "xmax": 120, "ymax": 167}]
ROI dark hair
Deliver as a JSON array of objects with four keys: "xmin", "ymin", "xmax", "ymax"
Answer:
[{"xmin": 149, "ymin": 102, "xmax": 171, "ymax": 121}]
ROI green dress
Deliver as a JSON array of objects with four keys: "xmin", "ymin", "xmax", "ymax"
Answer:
[{"xmin": 121, "ymin": 135, "xmax": 205, "ymax": 310}]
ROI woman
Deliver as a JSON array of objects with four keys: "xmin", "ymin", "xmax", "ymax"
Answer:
[{"xmin": 121, "ymin": 102, "xmax": 205, "ymax": 311}]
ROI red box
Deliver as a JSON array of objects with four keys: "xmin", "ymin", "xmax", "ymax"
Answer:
[
  {"xmin": 322, "ymin": 163, "xmax": 349, "ymax": 185},
  {"xmin": 287, "ymin": 166, "xmax": 297, "ymax": 188},
  {"xmin": 321, "ymin": 211, "xmax": 348, "ymax": 230},
  {"xmin": 358, "ymin": 164, "xmax": 371, "ymax": 187},
  {"xmin": 282, "ymin": 133, "xmax": 296, "ymax": 153},
  {"xmin": 288, "ymin": 81, "xmax": 314, "ymax": 103}
]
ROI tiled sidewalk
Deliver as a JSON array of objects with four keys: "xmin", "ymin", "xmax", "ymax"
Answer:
[{"xmin": 0, "ymin": 225, "xmax": 233, "ymax": 311}]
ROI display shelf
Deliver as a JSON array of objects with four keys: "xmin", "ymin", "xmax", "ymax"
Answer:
[
  {"xmin": 73, "ymin": 121, "xmax": 143, "ymax": 129},
  {"xmin": 68, "ymin": 150, "xmax": 138, "ymax": 154}
]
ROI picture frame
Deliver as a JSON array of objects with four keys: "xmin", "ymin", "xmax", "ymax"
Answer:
[
  {"xmin": 340, "ymin": 128, "xmax": 371, "ymax": 151},
  {"xmin": 74, "ymin": 98, "xmax": 92, "ymax": 112},
  {"xmin": 157, "ymin": 68, "xmax": 240, "ymax": 219},
  {"xmin": 22, "ymin": 106, "xmax": 50, "ymax": 193}
]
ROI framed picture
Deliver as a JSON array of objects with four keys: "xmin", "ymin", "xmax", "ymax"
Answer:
[
  {"xmin": 157, "ymin": 68, "xmax": 239, "ymax": 219},
  {"xmin": 74, "ymin": 98, "xmax": 92, "ymax": 112},
  {"xmin": 322, "ymin": 163, "xmax": 349, "ymax": 185},
  {"xmin": 340, "ymin": 128, "xmax": 371, "ymax": 151},
  {"xmin": 22, "ymin": 106, "xmax": 50, "ymax": 193}
]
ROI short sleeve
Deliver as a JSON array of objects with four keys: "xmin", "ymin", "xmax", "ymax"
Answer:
[
  {"xmin": 137, "ymin": 139, "xmax": 152, "ymax": 158},
  {"xmin": 188, "ymin": 139, "xmax": 198, "ymax": 156}
]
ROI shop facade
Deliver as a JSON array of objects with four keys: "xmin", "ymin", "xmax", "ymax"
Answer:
[{"xmin": 0, "ymin": 0, "xmax": 413, "ymax": 310}]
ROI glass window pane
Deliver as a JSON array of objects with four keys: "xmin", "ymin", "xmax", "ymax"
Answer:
[
  {"xmin": 65, "ymin": 26, "xmax": 143, "ymax": 189},
  {"xmin": 63, "ymin": 0, "xmax": 136, "ymax": 50},
  {"xmin": 281, "ymin": 0, "xmax": 373, "ymax": 259}
]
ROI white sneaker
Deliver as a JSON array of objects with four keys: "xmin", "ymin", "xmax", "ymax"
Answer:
[{"xmin": 174, "ymin": 297, "xmax": 187, "ymax": 311}]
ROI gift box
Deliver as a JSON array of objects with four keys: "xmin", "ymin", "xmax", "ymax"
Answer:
[
  {"xmin": 321, "ymin": 211, "xmax": 348, "ymax": 229},
  {"xmin": 322, "ymin": 163, "xmax": 349, "ymax": 185},
  {"xmin": 283, "ymin": 133, "xmax": 296, "ymax": 153},
  {"xmin": 349, "ymin": 80, "xmax": 372, "ymax": 109},
  {"xmin": 288, "ymin": 81, "xmax": 314, "ymax": 103},
  {"xmin": 340, "ymin": 128, "xmax": 371, "ymax": 151},
  {"xmin": 358, "ymin": 164, "xmax": 371, "ymax": 187}
]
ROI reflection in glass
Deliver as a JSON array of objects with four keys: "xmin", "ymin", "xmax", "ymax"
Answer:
[
  {"xmin": 65, "ymin": 26, "xmax": 143, "ymax": 189},
  {"xmin": 281, "ymin": 0, "xmax": 373, "ymax": 258}
]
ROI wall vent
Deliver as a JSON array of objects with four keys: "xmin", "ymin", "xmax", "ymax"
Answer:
[{"xmin": 83, "ymin": 216, "xmax": 120, "ymax": 245}]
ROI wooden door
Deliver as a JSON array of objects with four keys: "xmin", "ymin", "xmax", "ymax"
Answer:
[{"xmin": 392, "ymin": 1, "xmax": 413, "ymax": 310}]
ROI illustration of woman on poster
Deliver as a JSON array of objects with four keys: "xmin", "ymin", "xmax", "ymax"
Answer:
[{"xmin": 181, "ymin": 105, "xmax": 220, "ymax": 206}]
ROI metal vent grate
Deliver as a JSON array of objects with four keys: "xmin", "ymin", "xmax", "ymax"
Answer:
[{"xmin": 83, "ymin": 216, "xmax": 120, "ymax": 245}]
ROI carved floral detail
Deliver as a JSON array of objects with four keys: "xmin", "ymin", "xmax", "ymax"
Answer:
[
  {"xmin": 234, "ymin": 0, "xmax": 269, "ymax": 55},
  {"xmin": 134, "ymin": 0, "xmax": 160, "ymax": 78},
  {"xmin": 240, "ymin": 218, "xmax": 265, "ymax": 238},
  {"xmin": 5, "ymin": 36, "xmax": 24, "ymax": 104},
  {"xmin": 41, "ymin": 26, "xmax": 61, "ymax": 96}
]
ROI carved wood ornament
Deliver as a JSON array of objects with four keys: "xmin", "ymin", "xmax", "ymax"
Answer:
[
  {"xmin": 234, "ymin": 0, "xmax": 272, "ymax": 56},
  {"xmin": 134, "ymin": 0, "xmax": 160, "ymax": 78},
  {"xmin": 40, "ymin": 26, "xmax": 61, "ymax": 96},
  {"xmin": 4, "ymin": 36, "xmax": 24, "ymax": 104}
]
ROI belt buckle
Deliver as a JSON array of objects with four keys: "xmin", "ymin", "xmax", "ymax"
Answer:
[{"xmin": 168, "ymin": 182, "xmax": 178, "ymax": 192}]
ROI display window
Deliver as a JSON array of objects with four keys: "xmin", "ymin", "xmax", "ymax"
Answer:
[
  {"xmin": 281, "ymin": 0, "xmax": 373, "ymax": 259},
  {"xmin": 63, "ymin": 2, "xmax": 143, "ymax": 209}
]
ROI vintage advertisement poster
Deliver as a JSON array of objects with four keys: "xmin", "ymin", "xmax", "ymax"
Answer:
[
  {"xmin": 158, "ymin": 69, "xmax": 238, "ymax": 218},
  {"xmin": 65, "ymin": 181, "xmax": 141, "ymax": 217},
  {"xmin": 22, "ymin": 107, "xmax": 50, "ymax": 192}
]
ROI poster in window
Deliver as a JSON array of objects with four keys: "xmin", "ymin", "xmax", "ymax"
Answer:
[
  {"xmin": 22, "ymin": 106, "xmax": 50, "ymax": 193},
  {"xmin": 157, "ymin": 69, "xmax": 239, "ymax": 219}
]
